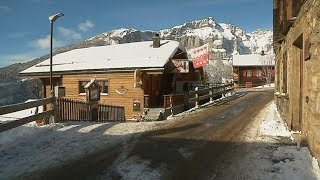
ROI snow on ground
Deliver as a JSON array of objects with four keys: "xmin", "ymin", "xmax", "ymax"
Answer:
[
  {"xmin": 254, "ymin": 83, "xmax": 275, "ymax": 89},
  {"xmin": 0, "ymin": 119, "xmax": 165, "ymax": 179},
  {"xmin": 216, "ymin": 101, "xmax": 320, "ymax": 179},
  {"xmin": 0, "ymin": 99, "xmax": 43, "ymax": 123},
  {"xmin": 1, "ymin": 96, "xmax": 319, "ymax": 179}
]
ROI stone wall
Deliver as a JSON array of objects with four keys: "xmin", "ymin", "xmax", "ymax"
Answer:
[{"xmin": 275, "ymin": 0, "xmax": 320, "ymax": 159}]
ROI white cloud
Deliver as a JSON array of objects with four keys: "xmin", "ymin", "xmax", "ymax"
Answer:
[
  {"xmin": 0, "ymin": 5, "xmax": 12, "ymax": 12},
  {"xmin": 78, "ymin": 20, "xmax": 95, "ymax": 32},
  {"xmin": 58, "ymin": 27, "xmax": 82, "ymax": 40},
  {"xmin": 29, "ymin": 35, "xmax": 64, "ymax": 50}
]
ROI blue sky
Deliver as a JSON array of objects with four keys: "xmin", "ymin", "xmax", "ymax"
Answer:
[{"xmin": 0, "ymin": 0, "xmax": 272, "ymax": 68}]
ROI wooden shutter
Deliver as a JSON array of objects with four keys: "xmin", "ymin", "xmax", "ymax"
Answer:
[
  {"xmin": 243, "ymin": 70, "xmax": 247, "ymax": 77},
  {"xmin": 253, "ymin": 70, "xmax": 256, "ymax": 77}
]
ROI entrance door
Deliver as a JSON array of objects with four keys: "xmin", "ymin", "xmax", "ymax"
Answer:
[{"xmin": 150, "ymin": 75, "xmax": 162, "ymax": 107}]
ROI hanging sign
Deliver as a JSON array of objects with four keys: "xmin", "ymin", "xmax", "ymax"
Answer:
[{"xmin": 187, "ymin": 43, "xmax": 209, "ymax": 69}]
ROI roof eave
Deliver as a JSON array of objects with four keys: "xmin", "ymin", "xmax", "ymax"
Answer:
[{"xmin": 19, "ymin": 67, "xmax": 165, "ymax": 78}]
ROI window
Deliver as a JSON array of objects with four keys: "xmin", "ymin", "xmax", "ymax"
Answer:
[
  {"xmin": 242, "ymin": 70, "xmax": 247, "ymax": 77},
  {"xmin": 79, "ymin": 81, "xmax": 89, "ymax": 94},
  {"xmin": 79, "ymin": 80, "xmax": 109, "ymax": 95},
  {"xmin": 99, "ymin": 81, "xmax": 109, "ymax": 94},
  {"xmin": 247, "ymin": 70, "xmax": 252, "ymax": 77}
]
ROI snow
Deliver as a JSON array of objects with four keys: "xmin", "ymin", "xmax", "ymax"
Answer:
[
  {"xmin": 259, "ymin": 101, "xmax": 291, "ymax": 137},
  {"xmin": 216, "ymin": 101, "xmax": 320, "ymax": 179},
  {"xmin": 0, "ymin": 120, "xmax": 164, "ymax": 179},
  {"xmin": 233, "ymin": 54, "xmax": 275, "ymax": 66},
  {"xmin": 254, "ymin": 83, "xmax": 275, "ymax": 88},
  {"xmin": 20, "ymin": 40, "xmax": 183, "ymax": 74},
  {"xmin": 0, "ymin": 99, "xmax": 43, "ymax": 123},
  {"xmin": 212, "ymin": 48, "xmax": 226, "ymax": 53},
  {"xmin": 1, "ymin": 98, "xmax": 319, "ymax": 179}
]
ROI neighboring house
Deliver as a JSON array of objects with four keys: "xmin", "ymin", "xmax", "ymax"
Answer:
[
  {"xmin": 233, "ymin": 54, "xmax": 275, "ymax": 88},
  {"xmin": 19, "ymin": 36, "xmax": 203, "ymax": 120},
  {"xmin": 273, "ymin": 0, "xmax": 320, "ymax": 159}
]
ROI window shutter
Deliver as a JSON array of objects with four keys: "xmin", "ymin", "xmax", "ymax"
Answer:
[
  {"xmin": 243, "ymin": 71, "xmax": 247, "ymax": 77},
  {"xmin": 253, "ymin": 70, "xmax": 256, "ymax": 77}
]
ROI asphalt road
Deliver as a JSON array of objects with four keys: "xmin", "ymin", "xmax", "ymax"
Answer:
[
  {"xmin": 28, "ymin": 89, "xmax": 274, "ymax": 180},
  {"xmin": 128, "ymin": 90, "xmax": 274, "ymax": 179}
]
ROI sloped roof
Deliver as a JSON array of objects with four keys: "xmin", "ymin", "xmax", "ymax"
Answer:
[
  {"xmin": 233, "ymin": 54, "xmax": 275, "ymax": 66},
  {"xmin": 20, "ymin": 40, "xmax": 183, "ymax": 75}
]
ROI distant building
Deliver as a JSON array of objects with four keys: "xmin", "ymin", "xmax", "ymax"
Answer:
[
  {"xmin": 233, "ymin": 54, "xmax": 275, "ymax": 88},
  {"xmin": 20, "ymin": 37, "xmax": 203, "ymax": 120},
  {"xmin": 273, "ymin": 0, "xmax": 320, "ymax": 159}
]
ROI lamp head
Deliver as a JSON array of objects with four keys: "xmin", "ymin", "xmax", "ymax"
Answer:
[{"xmin": 49, "ymin": 13, "xmax": 64, "ymax": 22}]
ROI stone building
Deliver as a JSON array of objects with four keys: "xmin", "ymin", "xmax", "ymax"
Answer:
[{"xmin": 273, "ymin": 0, "xmax": 320, "ymax": 159}]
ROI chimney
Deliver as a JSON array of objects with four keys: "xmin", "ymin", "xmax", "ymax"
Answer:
[{"xmin": 153, "ymin": 33, "xmax": 160, "ymax": 48}]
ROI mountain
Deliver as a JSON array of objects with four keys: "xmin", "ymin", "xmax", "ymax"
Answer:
[
  {"xmin": 0, "ymin": 17, "xmax": 272, "ymax": 83},
  {"xmin": 87, "ymin": 17, "xmax": 273, "ymax": 60}
]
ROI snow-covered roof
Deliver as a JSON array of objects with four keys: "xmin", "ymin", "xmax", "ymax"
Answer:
[
  {"xmin": 20, "ymin": 40, "xmax": 183, "ymax": 75},
  {"xmin": 233, "ymin": 54, "xmax": 275, "ymax": 66}
]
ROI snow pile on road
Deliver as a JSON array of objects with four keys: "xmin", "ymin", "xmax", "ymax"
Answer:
[
  {"xmin": 238, "ymin": 101, "xmax": 320, "ymax": 179},
  {"xmin": 259, "ymin": 101, "xmax": 291, "ymax": 137}
]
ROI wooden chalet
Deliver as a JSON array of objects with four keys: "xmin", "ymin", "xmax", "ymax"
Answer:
[
  {"xmin": 233, "ymin": 54, "xmax": 275, "ymax": 88},
  {"xmin": 20, "ymin": 36, "xmax": 203, "ymax": 121}
]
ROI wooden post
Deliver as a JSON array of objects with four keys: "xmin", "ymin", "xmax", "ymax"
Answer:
[
  {"xmin": 195, "ymin": 87, "xmax": 199, "ymax": 108},
  {"xmin": 170, "ymin": 94, "xmax": 173, "ymax": 115},
  {"xmin": 209, "ymin": 88, "xmax": 213, "ymax": 102},
  {"xmin": 49, "ymin": 91, "xmax": 59, "ymax": 123}
]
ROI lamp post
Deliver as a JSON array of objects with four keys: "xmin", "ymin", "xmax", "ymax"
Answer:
[{"xmin": 49, "ymin": 13, "xmax": 64, "ymax": 95}]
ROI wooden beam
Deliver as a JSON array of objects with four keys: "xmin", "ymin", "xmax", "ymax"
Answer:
[
  {"xmin": 0, "ymin": 98, "xmax": 53, "ymax": 115},
  {"xmin": 0, "ymin": 110, "xmax": 54, "ymax": 133}
]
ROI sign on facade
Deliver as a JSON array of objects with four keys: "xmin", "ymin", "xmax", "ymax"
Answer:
[{"xmin": 172, "ymin": 59, "xmax": 189, "ymax": 73}]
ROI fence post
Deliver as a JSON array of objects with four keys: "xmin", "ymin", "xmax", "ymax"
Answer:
[
  {"xmin": 195, "ymin": 87, "xmax": 199, "ymax": 108},
  {"xmin": 49, "ymin": 91, "xmax": 58, "ymax": 123},
  {"xmin": 170, "ymin": 94, "xmax": 173, "ymax": 115},
  {"xmin": 209, "ymin": 87, "xmax": 213, "ymax": 102}
]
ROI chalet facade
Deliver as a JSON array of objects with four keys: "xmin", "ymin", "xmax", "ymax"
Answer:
[
  {"xmin": 20, "ymin": 37, "xmax": 203, "ymax": 121},
  {"xmin": 273, "ymin": 0, "xmax": 320, "ymax": 159},
  {"xmin": 233, "ymin": 54, "xmax": 275, "ymax": 88}
]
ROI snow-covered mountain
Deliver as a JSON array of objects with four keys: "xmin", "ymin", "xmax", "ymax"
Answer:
[{"xmin": 87, "ymin": 17, "xmax": 273, "ymax": 59}]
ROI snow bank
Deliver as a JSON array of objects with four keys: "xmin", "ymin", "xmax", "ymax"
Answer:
[
  {"xmin": 259, "ymin": 101, "xmax": 291, "ymax": 137},
  {"xmin": 271, "ymin": 146, "xmax": 320, "ymax": 180},
  {"xmin": 218, "ymin": 101, "xmax": 320, "ymax": 179}
]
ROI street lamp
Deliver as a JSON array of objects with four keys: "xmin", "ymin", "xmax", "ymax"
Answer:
[{"xmin": 49, "ymin": 12, "xmax": 64, "ymax": 95}]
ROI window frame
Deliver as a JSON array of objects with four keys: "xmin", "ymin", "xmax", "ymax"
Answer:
[{"xmin": 78, "ymin": 79, "xmax": 109, "ymax": 96}]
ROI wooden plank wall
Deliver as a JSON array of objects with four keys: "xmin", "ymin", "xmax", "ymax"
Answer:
[{"xmin": 61, "ymin": 73, "xmax": 144, "ymax": 120}]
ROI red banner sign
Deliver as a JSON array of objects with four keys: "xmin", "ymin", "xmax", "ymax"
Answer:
[{"xmin": 187, "ymin": 43, "xmax": 209, "ymax": 69}]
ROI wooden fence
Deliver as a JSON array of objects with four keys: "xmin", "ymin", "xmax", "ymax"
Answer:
[
  {"xmin": 189, "ymin": 83, "xmax": 234, "ymax": 108},
  {"xmin": 163, "ymin": 94, "xmax": 184, "ymax": 108},
  {"xmin": 0, "ymin": 97, "xmax": 54, "ymax": 133},
  {"xmin": 57, "ymin": 98, "xmax": 125, "ymax": 122}
]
